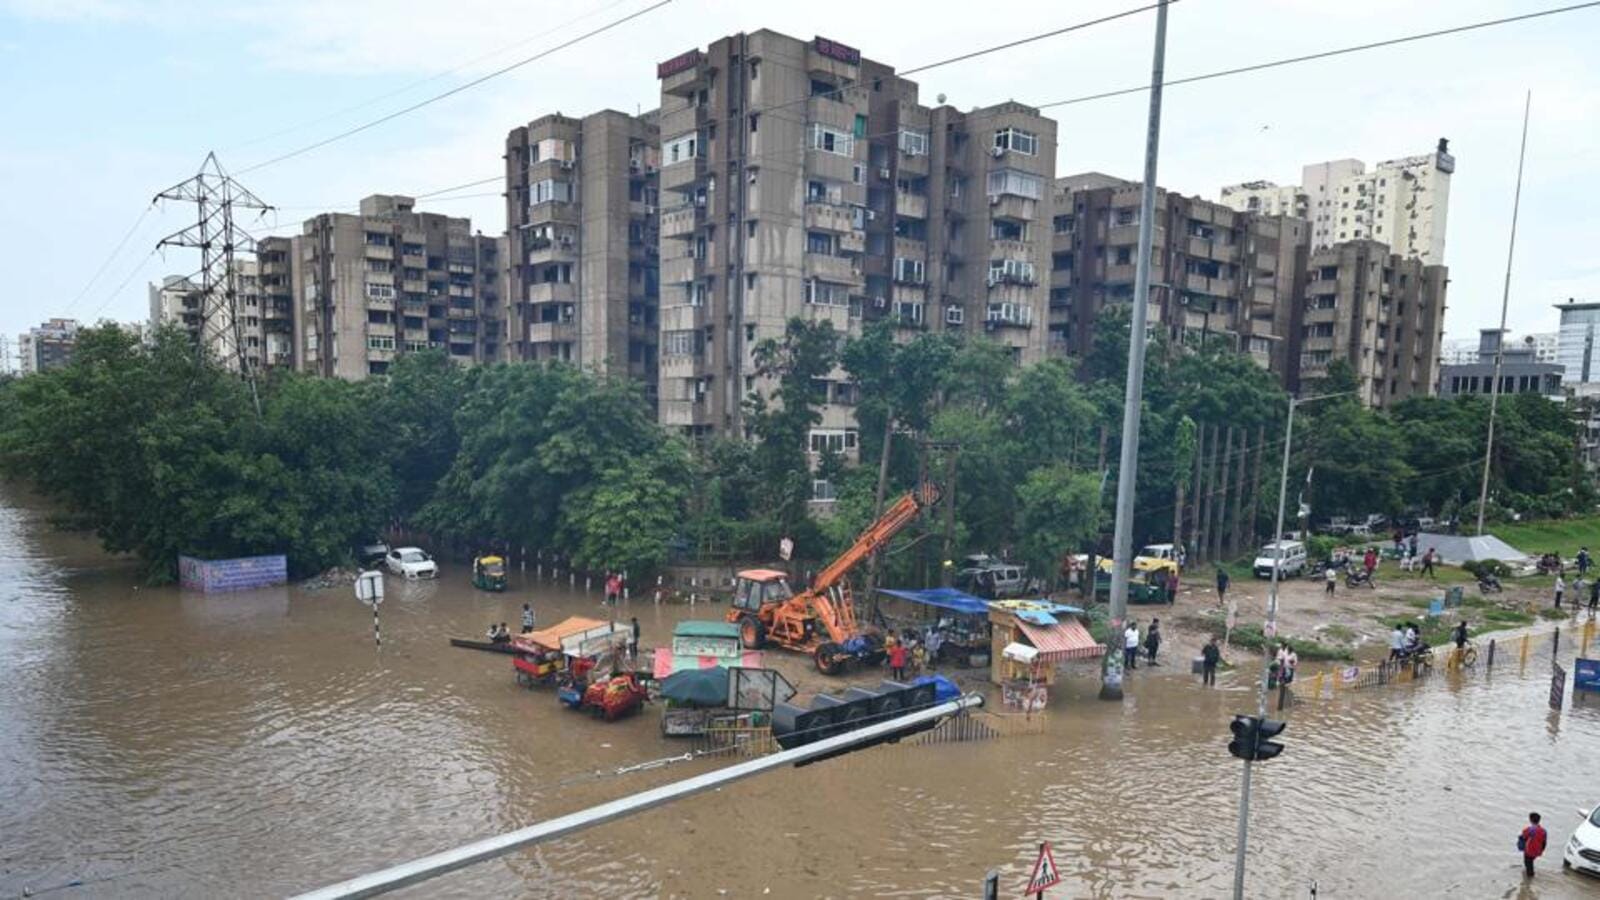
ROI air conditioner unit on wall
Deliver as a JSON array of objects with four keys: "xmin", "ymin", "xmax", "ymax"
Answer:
[{"xmin": 990, "ymin": 146, "xmax": 1005, "ymax": 158}]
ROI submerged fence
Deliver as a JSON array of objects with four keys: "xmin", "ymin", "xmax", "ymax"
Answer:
[{"xmin": 1292, "ymin": 617, "xmax": 1599, "ymax": 704}]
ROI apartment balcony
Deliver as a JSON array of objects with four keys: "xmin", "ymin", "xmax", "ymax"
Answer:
[
  {"xmin": 659, "ymin": 156, "xmax": 707, "ymax": 193},
  {"xmin": 660, "ymin": 397, "xmax": 713, "ymax": 428},
  {"xmin": 527, "ymin": 200, "xmax": 579, "ymax": 227},
  {"xmin": 804, "ymin": 202, "xmax": 857, "ymax": 234},
  {"xmin": 528, "ymin": 321, "xmax": 576, "ymax": 344},
  {"xmin": 660, "ymin": 203, "xmax": 705, "ymax": 239},
  {"xmin": 984, "ymin": 303, "xmax": 1035, "ymax": 329},
  {"xmin": 1184, "ymin": 273, "xmax": 1238, "ymax": 297},
  {"xmin": 661, "ymin": 255, "xmax": 701, "ymax": 285},
  {"xmin": 837, "ymin": 230, "xmax": 865, "ymax": 254},
  {"xmin": 401, "ymin": 253, "xmax": 426, "ymax": 269},
  {"xmin": 526, "ymin": 281, "xmax": 577, "ymax": 304},
  {"xmin": 446, "ymin": 304, "xmax": 477, "ymax": 319},
  {"xmin": 989, "ymin": 194, "xmax": 1037, "ymax": 222},
  {"xmin": 1105, "ymin": 263, "xmax": 1137, "ymax": 283},
  {"xmin": 894, "ymin": 192, "xmax": 928, "ymax": 220},
  {"xmin": 1051, "ymin": 270, "xmax": 1073, "ymax": 291},
  {"xmin": 806, "ymin": 254, "xmax": 863, "ymax": 287},
  {"xmin": 367, "ymin": 322, "xmax": 396, "ymax": 338},
  {"xmin": 990, "ymin": 239, "xmax": 1032, "ymax": 260},
  {"xmin": 986, "ymin": 282, "xmax": 1035, "ymax": 307},
  {"xmin": 260, "ymin": 260, "xmax": 291, "ymax": 277},
  {"xmin": 660, "ymin": 303, "xmax": 710, "ymax": 333},
  {"xmin": 1187, "ymin": 236, "xmax": 1240, "ymax": 263},
  {"xmin": 365, "ymin": 244, "xmax": 395, "ymax": 261},
  {"xmin": 526, "ymin": 235, "xmax": 578, "ymax": 267}
]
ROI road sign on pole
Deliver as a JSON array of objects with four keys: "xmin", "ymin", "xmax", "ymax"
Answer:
[
  {"xmin": 1024, "ymin": 842, "xmax": 1061, "ymax": 896},
  {"xmin": 356, "ymin": 570, "xmax": 385, "ymax": 648}
]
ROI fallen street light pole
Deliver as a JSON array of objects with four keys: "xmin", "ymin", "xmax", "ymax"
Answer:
[
  {"xmin": 290, "ymin": 693, "xmax": 983, "ymax": 900},
  {"xmin": 1101, "ymin": 0, "xmax": 1170, "ymax": 702},
  {"xmin": 1231, "ymin": 390, "xmax": 1350, "ymax": 899}
]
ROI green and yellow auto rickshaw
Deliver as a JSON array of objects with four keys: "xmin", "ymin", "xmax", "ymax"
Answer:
[{"xmin": 473, "ymin": 554, "xmax": 508, "ymax": 592}]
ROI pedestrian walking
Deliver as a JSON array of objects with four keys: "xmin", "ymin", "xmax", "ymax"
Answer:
[
  {"xmin": 1452, "ymin": 619, "xmax": 1468, "ymax": 651},
  {"xmin": 1579, "ymin": 546, "xmax": 1593, "ymax": 578},
  {"xmin": 606, "ymin": 572, "xmax": 625, "ymax": 605},
  {"xmin": 1409, "ymin": 533, "xmax": 1419, "ymax": 558},
  {"xmin": 1554, "ymin": 574, "xmax": 1565, "ymax": 609},
  {"xmin": 1201, "ymin": 637, "xmax": 1221, "ymax": 686},
  {"xmin": 520, "ymin": 603, "xmax": 535, "ymax": 634},
  {"xmin": 1420, "ymin": 548, "xmax": 1436, "ymax": 579},
  {"xmin": 1389, "ymin": 625, "xmax": 1405, "ymax": 662},
  {"xmin": 628, "ymin": 616, "xmax": 640, "ymax": 661},
  {"xmin": 1123, "ymin": 620, "xmax": 1141, "ymax": 670},
  {"xmin": 1324, "ymin": 565, "xmax": 1337, "ymax": 596},
  {"xmin": 1166, "ymin": 568, "xmax": 1179, "ymax": 605},
  {"xmin": 1363, "ymin": 547, "xmax": 1378, "ymax": 577},
  {"xmin": 1589, "ymin": 576, "xmax": 1599, "ymax": 613},
  {"xmin": 1177, "ymin": 544, "xmax": 1187, "ymax": 571},
  {"xmin": 887, "ymin": 638, "xmax": 908, "ymax": 681},
  {"xmin": 1276, "ymin": 644, "xmax": 1299, "ymax": 684},
  {"xmin": 1144, "ymin": 619, "xmax": 1162, "ymax": 665},
  {"xmin": 1216, "ymin": 567, "xmax": 1230, "ymax": 607},
  {"xmin": 1519, "ymin": 812, "xmax": 1548, "ymax": 877}
]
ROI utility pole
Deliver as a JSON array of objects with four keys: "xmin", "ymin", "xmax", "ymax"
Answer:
[
  {"xmin": 154, "ymin": 152, "xmax": 274, "ymax": 416},
  {"xmin": 1231, "ymin": 390, "xmax": 1349, "ymax": 899},
  {"xmin": 1102, "ymin": 0, "xmax": 1169, "ymax": 702},
  {"xmin": 1476, "ymin": 92, "xmax": 1532, "ymax": 536}
]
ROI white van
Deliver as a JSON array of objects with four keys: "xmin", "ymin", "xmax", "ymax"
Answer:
[
  {"xmin": 1139, "ymin": 543, "xmax": 1178, "ymax": 563},
  {"xmin": 1253, "ymin": 540, "xmax": 1307, "ymax": 579}
]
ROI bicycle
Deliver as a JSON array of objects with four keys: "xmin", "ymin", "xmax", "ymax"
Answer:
[{"xmin": 1446, "ymin": 639, "xmax": 1479, "ymax": 669}]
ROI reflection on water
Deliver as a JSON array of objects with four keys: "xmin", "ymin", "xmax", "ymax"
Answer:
[{"xmin": 3, "ymin": 485, "xmax": 1599, "ymax": 898}]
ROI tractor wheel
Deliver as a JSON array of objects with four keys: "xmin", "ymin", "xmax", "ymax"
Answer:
[
  {"xmin": 739, "ymin": 617, "xmax": 766, "ymax": 650},
  {"xmin": 815, "ymin": 642, "xmax": 847, "ymax": 676}
]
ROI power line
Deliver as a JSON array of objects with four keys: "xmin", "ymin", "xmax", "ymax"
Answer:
[
  {"xmin": 1038, "ymin": 1, "xmax": 1600, "ymax": 108},
  {"xmin": 60, "ymin": 205, "xmax": 155, "ymax": 316},
  {"xmin": 235, "ymin": 0, "xmax": 677, "ymax": 175},
  {"xmin": 222, "ymin": 0, "xmax": 642, "ymax": 153}
]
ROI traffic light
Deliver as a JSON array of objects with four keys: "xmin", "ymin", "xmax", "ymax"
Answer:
[
  {"xmin": 1228, "ymin": 714, "xmax": 1288, "ymax": 761},
  {"xmin": 1228, "ymin": 714, "xmax": 1258, "ymax": 760},
  {"xmin": 1253, "ymin": 718, "xmax": 1287, "ymax": 760}
]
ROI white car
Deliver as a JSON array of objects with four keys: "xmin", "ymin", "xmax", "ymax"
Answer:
[
  {"xmin": 385, "ymin": 547, "xmax": 438, "ymax": 579},
  {"xmin": 1564, "ymin": 805, "xmax": 1600, "ymax": 877}
]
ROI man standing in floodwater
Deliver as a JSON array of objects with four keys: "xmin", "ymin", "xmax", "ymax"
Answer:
[
  {"xmin": 1201, "ymin": 638, "xmax": 1221, "ymax": 686},
  {"xmin": 1324, "ymin": 565, "xmax": 1337, "ymax": 596},
  {"xmin": 521, "ymin": 603, "xmax": 535, "ymax": 634},
  {"xmin": 1123, "ymin": 620, "xmax": 1140, "ymax": 670},
  {"xmin": 1519, "ymin": 812, "xmax": 1547, "ymax": 877}
]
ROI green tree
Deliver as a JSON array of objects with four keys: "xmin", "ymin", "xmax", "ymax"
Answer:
[
  {"xmin": 744, "ymin": 317, "xmax": 838, "ymax": 544},
  {"xmin": 1016, "ymin": 463, "xmax": 1102, "ymax": 580}
]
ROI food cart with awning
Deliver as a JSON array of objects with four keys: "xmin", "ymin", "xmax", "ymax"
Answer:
[
  {"xmin": 510, "ymin": 616, "xmax": 627, "ymax": 688},
  {"xmin": 987, "ymin": 600, "xmax": 1104, "ymax": 705},
  {"xmin": 874, "ymin": 587, "xmax": 994, "ymax": 667}
]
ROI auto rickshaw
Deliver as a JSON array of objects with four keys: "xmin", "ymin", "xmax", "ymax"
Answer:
[
  {"xmin": 472, "ymin": 554, "xmax": 507, "ymax": 592},
  {"xmin": 1092, "ymin": 556, "xmax": 1180, "ymax": 605}
]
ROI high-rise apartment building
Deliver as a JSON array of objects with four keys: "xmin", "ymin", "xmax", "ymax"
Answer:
[
  {"xmin": 255, "ymin": 237, "xmax": 298, "ymax": 370},
  {"xmin": 1049, "ymin": 173, "xmax": 1309, "ymax": 377},
  {"xmin": 1294, "ymin": 239, "xmax": 1447, "ymax": 406},
  {"xmin": 296, "ymin": 195, "xmax": 504, "ymax": 379},
  {"xmin": 149, "ymin": 250, "xmax": 297, "ymax": 373},
  {"xmin": 1220, "ymin": 140, "xmax": 1455, "ymax": 265},
  {"xmin": 654, "ymin": 30, "xmax": 1054, "ymax": 446},
  {"xmin": 16, "ymin": 318, "xmax": 80, "ymax": 375},
  {"xmin": 504, "ymin": 110, "xmax": 661, "ymax": 402}
]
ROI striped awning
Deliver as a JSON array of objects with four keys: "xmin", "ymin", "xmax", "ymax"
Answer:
[{"xmin": 1016, "ymin": 618, "xmax": 1104, "ymax": 663}]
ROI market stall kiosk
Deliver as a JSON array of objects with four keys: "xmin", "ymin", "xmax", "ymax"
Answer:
[
  {"xmin": 987, "ymin": 601, "xmax": 1104, "ymax": 707},
  {"xmin": 874, "ymin": 587, "xmax": 994, "ymax": 668}
]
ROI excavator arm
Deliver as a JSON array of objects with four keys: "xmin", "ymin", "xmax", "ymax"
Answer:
[{"xmin": 802, "ymin": 481, "xmax": 942, "ymax": 643}]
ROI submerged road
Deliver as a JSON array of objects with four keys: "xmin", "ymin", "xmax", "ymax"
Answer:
[{"xmin": 2, "ymin": 486, "xmax": 1596, "ymax": 898}]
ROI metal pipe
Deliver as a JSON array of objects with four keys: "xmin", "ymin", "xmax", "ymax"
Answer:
[
  {"xmin": 1476, "ymin": 91, "xmax": 1532, "ymax": 536},
  {"xmin": 1101, "ymin": 0, "xmax": 1170, "ymax": 702},
  {"xmin": 290, "ymin": 693, "xmax": 984, "ymax": 900}
]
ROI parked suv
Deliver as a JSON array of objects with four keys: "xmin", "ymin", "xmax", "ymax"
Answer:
[{"xmin": 1253, "ymin": 540, "xmax": 1308, "ymax": 579}]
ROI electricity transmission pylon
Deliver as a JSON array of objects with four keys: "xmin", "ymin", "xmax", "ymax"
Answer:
[{"xmin": 153, "ymin": 152, "xmax": 274, "ymax": 415}]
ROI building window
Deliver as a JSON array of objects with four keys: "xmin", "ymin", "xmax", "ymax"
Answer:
[
  {"xmin": 986, "ymin": 169, "xmax": 1042, "ymax": 200},
  {"xmin": 808, "ymin": 429, "xmax": 858, "ymax": 454},
  {"xmin": 366, "ymin": 335, "xmax": 396, "ymax": 351},
  {"xmin": 806, "ymin": 231, "xmax": 834, "ymax": 255},
  {"xmin": 898, "ymin": 129, "xmax": 929, "ymax": 156},
  {"xmin": 987, "ymin": 258, "xmax": 1036, "ymax": 286},
  {"xmin": 663, "ymin": 330, "xmax": 702, "ymax": 357},
  {"xmin": 663, "ymin": 132, "xmax": 701, "ymax": 165},
  {"xmin": 811, "ymin": 124, "xmax": 854, "ymax": 156},
  {"xmin": 529, "ymin": 179, "xmax": 573, "ymax": 205},
  {"xmin": 1053, "ymin": 214, "xmax": 1075, "ymax": 234},
  {"xmin": 811, "ymin": 479, "xmax": 837, "ymax": 501},
  {"xmin": 365, "ymin": 282, "xmax": 396, "ymax": 300},
  {"xmin": 893, "ymin": 257, "xmax": 925, "ymax": 284},
  {"xmin": 804, "ymin": 279, "xmax": 850, "ymax": 307},
  {"xmin": 993, "ymin": 127, "xmax": 1038, "ymax": 156}
]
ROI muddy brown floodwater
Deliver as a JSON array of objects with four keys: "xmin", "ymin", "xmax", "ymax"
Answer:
[{"xmin": 3, "ymin": 486, "xmax": 1599, "ymax": 899}]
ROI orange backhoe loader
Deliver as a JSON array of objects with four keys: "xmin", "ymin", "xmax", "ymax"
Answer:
[{"xmin": 726, "ymin": 482, "xmax": 941, "ymax": 675}]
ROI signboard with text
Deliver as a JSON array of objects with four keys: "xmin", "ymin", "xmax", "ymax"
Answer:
[
  {"xmin": 813, "ymin": 36, "xmax": 861, "ymax": 66},
  {"xmin": 656, "ymin": 49, "xmax": 703, "ymax": 79}
]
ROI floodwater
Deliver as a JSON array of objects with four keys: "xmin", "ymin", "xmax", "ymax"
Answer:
[{"xmin": 3, "ymin": 486, "xmax": 1599, "ymax": 900}]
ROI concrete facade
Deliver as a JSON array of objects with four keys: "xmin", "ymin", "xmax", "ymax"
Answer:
[
  {"xmin": 654, "ymin": 30, "xmax": 1054, "ymax": 448},
  {"xmin": 1294, "ymin": 240, "xmax": 1447, "ymax": 407},
  {"xmin": 505, "ymin": 110, "xmax": 661, "ymax": 403},
  {"xmin": 1220, "ymin": 141, "xmax": 1455, "ymax": 265},
  {"xmin": 150, "ymin": 247, "xmax": 298, "ymax": 373},
  {"xmin": 1048, "ymin": 174, "xmax": 1309, "ymax": 379},
  {"xmin": 296, "ymin": 195, "xmax": 503, "ymax": 379}
]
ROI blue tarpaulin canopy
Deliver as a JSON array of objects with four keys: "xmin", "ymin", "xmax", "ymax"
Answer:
[{"xmin": 877, "ymin": 587, "xmax": 991, "ymax": 616}]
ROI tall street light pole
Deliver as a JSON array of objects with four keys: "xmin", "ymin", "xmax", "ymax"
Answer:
[
  {"xmin": 1231, "ymin": 389, "xmax": 1351, "ymax": 899},
  {"xmin": 1476, "ymin": 91, "xmax": 1532, "ymax": 536},
  {"xmin": 1100, "ymin": 0, "xmax": 1170, "ymax": 702}
]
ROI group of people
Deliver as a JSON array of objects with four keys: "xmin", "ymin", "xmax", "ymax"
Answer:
[
  {"xmin": 1121, "ymin": 618, "xmax": 1163, "ymax": 669},
  {"xmin": 487, "ymin": 602, "xmax": 541, "ymax": 644},
  {"xmin": 1550, "ymin": 548, "xmax": 1600, "ymax": 611},
  {"xmin": 1387, "ymin": 622, "xmax": 1429, "ymax": 660},
  {"xmin": 884, "ymin": 631, "xmax": 930, "ymax": 681}
]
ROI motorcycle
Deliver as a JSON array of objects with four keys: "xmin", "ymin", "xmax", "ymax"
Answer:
[
  {"xmin": 1477, "ymin": 573, "xmax": 1503, "ymax": 594},
  {"xmin": 1345, "ymin": 569, "xmax": 1376, "ymax": 589}
]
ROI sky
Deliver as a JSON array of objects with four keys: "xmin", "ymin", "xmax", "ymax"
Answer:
[{"xmin": 2, "ymin": 0, "xmax": 1597, "ymax": 362}]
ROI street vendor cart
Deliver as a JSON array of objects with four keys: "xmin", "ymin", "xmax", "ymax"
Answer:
[
  {"xmin": 874, "ymin": 587, "xmax": 994, "ymax": 668},
  {"xmin": 510, "ymin": 616, "xmax": 627, "ymax": 690},
  {"xmin": 988, "ymin": 601, "xmax": 1104, "ymax": 707}
]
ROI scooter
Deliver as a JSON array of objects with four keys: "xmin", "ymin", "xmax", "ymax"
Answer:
[{"xmin": 1477, "ymin": 573, "xmax": 1503, "ymax": 594}]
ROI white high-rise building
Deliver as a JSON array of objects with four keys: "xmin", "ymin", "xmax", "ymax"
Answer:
[
  {"xmin": 1220, "ymin": 140, "xmax": 1455, "ymax": 265},
  {"xmin": 1555, "ymin": 299, "xmax": 1600, "ymax": 390}
]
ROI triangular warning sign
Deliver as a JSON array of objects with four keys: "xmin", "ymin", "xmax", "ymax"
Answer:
[{"xmin": 1025, "ymin": 842, "xmax": 1062, "ymax": 894}]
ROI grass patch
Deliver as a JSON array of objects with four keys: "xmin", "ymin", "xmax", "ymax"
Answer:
[
  {"xmin": 1319, "ymin": 623, "xmax": 1357, "ymax": 643},
  {"xmin": 1538, "ymin": 607, "xmax": 1569, "ymax": 621},
  {"xmin": 1481, "ymin": 607, "xmax": 1535, "ymax": 627},
  {"xmin": 1185, "ymin": 612, "xmax": 1353, "ymax": 661},
  {"xmin": 1493, "ymin": 515, "xmax": 1600, "ymax": 560}
]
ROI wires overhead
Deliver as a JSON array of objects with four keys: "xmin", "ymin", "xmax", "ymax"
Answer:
[
  {"xmin": 60, "ymin": 205, "xmax": 155, "ymax": 316},
  {"xmin": 1039, "ymin": 1, "xmax": 1600, "ymax": 108},
  {"xmin": 235, "ymin": 0, "xmax": 677, "ymax": 175}
]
